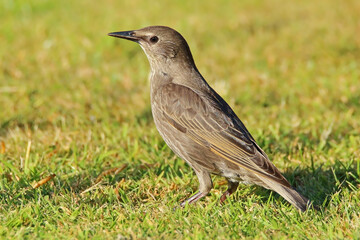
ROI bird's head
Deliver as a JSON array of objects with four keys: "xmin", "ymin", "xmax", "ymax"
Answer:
[{"xmin": 108, "ymin": 26, "xmax": 195, "ymax": 70}]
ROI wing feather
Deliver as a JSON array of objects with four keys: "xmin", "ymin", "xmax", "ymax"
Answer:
[{"xmin": 155, "ymin": 83, "xmax": 290, "ymax": 187}]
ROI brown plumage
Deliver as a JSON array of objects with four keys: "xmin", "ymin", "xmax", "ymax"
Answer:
[{"xmin": 108, "ymin": 26, "xmax": 310, "ymax": 211}]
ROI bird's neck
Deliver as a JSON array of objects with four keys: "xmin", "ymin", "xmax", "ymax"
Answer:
[{"xmin": 149, "ymin": 59, "xmax": 210, "ymax": 99}]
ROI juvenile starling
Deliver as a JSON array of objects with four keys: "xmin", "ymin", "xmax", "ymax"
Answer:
[{"xmin": 108, "ymin": 26, "xmax": 310, "ymax": 211}]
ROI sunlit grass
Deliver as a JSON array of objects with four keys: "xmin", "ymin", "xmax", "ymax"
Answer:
[{"xmin": 1, "ymin": 0, "xmax": 360, "ymax": 238}]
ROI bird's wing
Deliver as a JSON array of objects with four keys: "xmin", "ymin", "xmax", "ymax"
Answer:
[{"xmin": 155, "ymin": 83, "xmax": 290, "ymax": 187}]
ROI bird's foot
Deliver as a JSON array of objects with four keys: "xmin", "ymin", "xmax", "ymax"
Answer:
[
  {"xmin": 220, "ymin": 191, "xmax": 231, "ymax": 204},
  {"xmin": 179, "ymin": 191, "xmax": 207, "ymax": 207},
  {"xmin": 220, "ymin": 181, "xmax": 239, "ymax": 204}
]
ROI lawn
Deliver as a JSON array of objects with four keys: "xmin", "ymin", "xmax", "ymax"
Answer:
[{"xmin": 1, "ymin": 0, "xmax": 360, "ymax": 239}]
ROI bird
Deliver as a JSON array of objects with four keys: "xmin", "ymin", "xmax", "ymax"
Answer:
[{"xmin": 108, "ymin": 26, "xmax": 310, "ymax": 211}]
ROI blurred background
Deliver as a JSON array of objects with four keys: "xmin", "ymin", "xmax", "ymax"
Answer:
[
  {"xmin": 0, "ymin": 0, "xmax": 359, "ymax": 238},
  {"xmin": 1, "ymin": 0, "xmax": 359, "ymax": 157}
]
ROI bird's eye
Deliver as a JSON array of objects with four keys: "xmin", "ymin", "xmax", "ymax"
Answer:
[{"xmin": 149, "ymin": 36, "xmax": 159, "ymax": 43}]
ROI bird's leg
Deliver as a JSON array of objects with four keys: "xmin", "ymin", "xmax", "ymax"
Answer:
[
  {"xmin": 180, "ymin": 170, "xmax": 212, "ymax": 207},
  {"xmin": 180, "ymin": 191, "xmax": 207, "ymax": 207},
  {"xmin": 220, "ymin": 180, "xmax": 239, "ymax": 204}
]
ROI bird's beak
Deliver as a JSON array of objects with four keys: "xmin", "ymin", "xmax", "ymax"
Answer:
[{"xmin": 108, "ymin": 31, "xmax": 140, "ymax": 42}]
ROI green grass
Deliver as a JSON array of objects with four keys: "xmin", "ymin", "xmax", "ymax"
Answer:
[{"xmin": 1, "ymin": 0, "xmax": 360, "ymax": 238}]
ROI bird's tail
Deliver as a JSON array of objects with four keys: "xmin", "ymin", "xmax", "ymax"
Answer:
[
  {"xmin": 258, "ymin": 176, "xmax": 311, "ymax": 211},
  {"xmin": 272, "ymin": 184, "xmax": 310, "ymax": 212}
]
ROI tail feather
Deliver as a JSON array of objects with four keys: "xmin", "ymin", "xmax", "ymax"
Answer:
[
  {"xmin": 273, "ymin": 184, "xmax": 310, "ymax": 212},
  {"xmin": 257, "ymin": 176, "xmax": 310, "ymax": 211}
]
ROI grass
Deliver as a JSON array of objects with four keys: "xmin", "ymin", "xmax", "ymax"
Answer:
[{"xmin": 1, "ymin": 0, "xmax": 360, "ymax": 238}]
